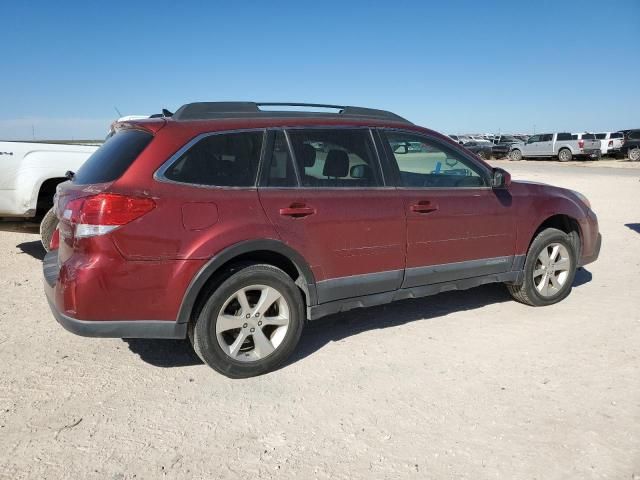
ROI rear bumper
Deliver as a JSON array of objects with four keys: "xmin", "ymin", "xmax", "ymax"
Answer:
[{"xmin": 43, "ymin": 250, "xmax": 187, "ymax": 339}]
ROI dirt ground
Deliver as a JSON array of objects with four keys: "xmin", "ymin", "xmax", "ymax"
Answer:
[{"xmin": 1, "ymin": 160, "xmax": 639, "ymax": 479}]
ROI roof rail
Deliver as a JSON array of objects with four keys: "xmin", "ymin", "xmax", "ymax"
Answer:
[{"xmin": 171, "ymin": 102, "xmax": 411, "ymax": 124}]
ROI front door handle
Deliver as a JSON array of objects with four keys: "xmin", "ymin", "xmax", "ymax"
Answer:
[
  {"xmin": 279, "ymin": 203, "xmax": 316, "ymax": 218},
  {"xmin": 410, "ymin": 201, "xmax": 439, "ymax": 214}
]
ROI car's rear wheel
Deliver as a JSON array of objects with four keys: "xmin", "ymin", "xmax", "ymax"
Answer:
[
  {"xmin": 190, "ymin": 264, "xmax": 305, "ymax": 378},
  {"xmin": 509, "ymin": 149, "xmax": 522, "ymax": 161},
  {"xmin": 629, "ymin": 147, "xmax": 640, "ymax": 162},
  {"xmin": 558, "ymin": 148, "xmax": 572, "ymax": 162},
  {"xmin": 507, "ymin": 228, "xmax": 577, "ymax": 306},
  {"xmin": 40, "ymin": 207, "xmax": 58, "ymax": 252}
]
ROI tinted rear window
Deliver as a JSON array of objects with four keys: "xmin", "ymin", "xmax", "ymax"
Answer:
[
  {"xmin": 164, "ymin": 131, "xmax": 263, "ymax": 187},
  {"xmin": 581, "ymin": 133, "xmax": 596, "ymax": 140},
  {"xmin": 595, "ymin": 133, "xmax": 607, "ymax": 139},
  {"xmin": 629, "ymin": 131, "xmax": 640, "ymax": 140},
  {"xmin": 611, "ymin": 132, "xmax": 623, "ymax": 139},
  {"xmin": 73, "ymin": 129, "xmax": 153, "ymax": 185}
]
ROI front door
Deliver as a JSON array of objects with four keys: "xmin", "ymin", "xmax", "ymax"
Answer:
[
  {"xmin": 380, "ymin": 130, "xmax": 516, "ymax": 288},
  {"xmin": 258, "ymin": 129, "xmax": 406, "ymax": 304}
]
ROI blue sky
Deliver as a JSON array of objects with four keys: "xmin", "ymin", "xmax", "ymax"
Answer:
[{"xmin": 2, "ymin": 0, "xmax": 638, "ymax": 139}]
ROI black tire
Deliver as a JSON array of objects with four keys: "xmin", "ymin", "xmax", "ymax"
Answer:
[
  {"xmin": 558, "ymin": 148, "xmax": 572, "ymax": 162},
  {"xmin": 506, "ymin": 228, "xmax": 578, "ymax": 306},
  {"xmin": 189, "ymin": 264, "xmax": 305, "ymax": 378},
  {"xmin": 509, "ymin": 149, "xmax": 522, "ymax": 161},
  {"xmin": 40, "ymin": 207, "xmax": 58, "ymax": 252}
]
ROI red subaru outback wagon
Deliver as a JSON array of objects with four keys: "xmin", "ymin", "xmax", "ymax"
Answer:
[{"xmin": 44, "ymin": 102, "xmax": 601, "ymax": 378}]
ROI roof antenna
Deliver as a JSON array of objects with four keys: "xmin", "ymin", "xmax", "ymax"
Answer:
[{"xmin": 114, "ymin": 106, "xmax": 123, "ymax": 117}]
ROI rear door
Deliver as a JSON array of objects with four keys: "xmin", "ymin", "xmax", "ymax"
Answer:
[
  {"xmin": 258, "ymin": 128, "xmax": 406, "ymax": 304},
  {"xmin": 380, "ymin": 129, "xmax": 516, "ymax": 288}
]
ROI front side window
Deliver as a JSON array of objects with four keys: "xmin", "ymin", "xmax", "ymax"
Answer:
[
  {"xmin": 528, "ymin": 135, "xmax": 541, "ymax": 143},
  {"xmin": 287, "ymin": 129, "xmax": 382, "ymax": 187},
  {"xmin": 384, "ymin": 131, "xmax": 487, "ymax": 188},
  {"xmin": 164, "ymin": 131, "xmax": 263, "ymax": 186}
]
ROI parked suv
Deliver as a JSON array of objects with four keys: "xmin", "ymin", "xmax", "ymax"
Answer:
[{"xmin": 43, "ymin": 102, "xmax": 601, "ymax": 378}]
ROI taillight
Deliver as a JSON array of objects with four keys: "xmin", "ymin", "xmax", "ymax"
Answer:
[
  {"xmin": 63, "ymin": 193, "xmax": 155, "ymax": 239},
  {"xmin": 578, "ymin": 139, "xmax": 584, "ymax": 148},
  {"xmin": 608, "ymin": 140, "xmax": 613, "ymax": 147},
  {"xmin": 50, "ymin": 227, "xmax": 60, "ymax": 250}
]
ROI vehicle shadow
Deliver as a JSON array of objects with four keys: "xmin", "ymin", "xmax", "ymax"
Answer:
[
  {"xmin": 0, "ymin": 221, "xmax": 40, "ymax": 234},
  {"xmin": 624, "ymin": 223, "xmax": 640, "ymax": 234},
  {"xmin": 123, "ymin": 338, "xmax": 203, "ymax": 368},
  {"xmin": 122, "ymin": 269, "xmax": 592, "ymax": 370},
  {"xmin": 16, "ymin": 240, "xmax": 46, "ymax": 261}
]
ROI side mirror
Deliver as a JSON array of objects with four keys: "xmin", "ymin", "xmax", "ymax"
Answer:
[
  {"xmin": 393, "ymin": 143, "xmax": 408, "ymax": 154},
  {"xmin": 350, "ymin": 164, "xmax": 368, "ymax": 179},
  {"xmin": 491, "ymin": 168, "xmax": 511, "ymax": 189}
]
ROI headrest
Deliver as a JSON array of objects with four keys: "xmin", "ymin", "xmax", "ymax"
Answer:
[
  {"xmin": 299, "ymin": 144, "xmax": 316, "ymax": 167},
  {"xmin": 323, "ymin": 150, "xmax": 349, "ymax": 178}
]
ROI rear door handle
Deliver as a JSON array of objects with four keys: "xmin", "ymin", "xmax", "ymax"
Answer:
[
  {"xmin": 279, "ymin": 204, "xmax": 316, "ymax": 218},
  {"xmin": 410, "ymin": 201, "xmax": 439, "ymax": 214}
]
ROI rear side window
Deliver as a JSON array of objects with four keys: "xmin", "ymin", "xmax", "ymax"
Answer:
[
  {"xmin": 629, "ymin": 131, "xmax": 640, "ymax": 140},
  {"xmin": 164, "ymin": 131, "xmax": 263, "ymax": 187},
  {"xmin": 287, "ymin": 129, "xmax": 382, "ymax": 187},
  {"xmin": 556, "ymin": 133, "xmax": 572, "ymax": 141},
  {"xmin": 540, "ymin": 134, "xmax": 553, "ymax": 141},
  {"xmin": 73, "ymin": 129, "xmax": 152, "ymax": 185}
]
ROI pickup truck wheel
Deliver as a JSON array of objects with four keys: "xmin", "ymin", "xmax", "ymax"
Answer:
[
  {"xmin": 507, "ymin": 228, "xmax": 577, "ymax": 306},
  {"xmin": 558, "ymin": 148, "xmax": 572, "ymax": 162},
  {"xmin": 39, "ymin": 207, "xmax": 58, "ymax": 252},
  {"xmin": 509, "ymin": 149, "xmax": 522, "ymax": 161},
  {"xmin": 629, "ymin": 147, "xmax": 640, "ymax": 162},
  {"xmin": 190, "ymin": 264, "xmax": 305, "ymax": 378}
]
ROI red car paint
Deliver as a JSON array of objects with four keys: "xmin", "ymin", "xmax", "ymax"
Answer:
[{"xmin": 44, "ymin": 112, "xmax": 600, "ymax": 334}]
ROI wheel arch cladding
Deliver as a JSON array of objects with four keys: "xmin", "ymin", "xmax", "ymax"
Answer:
[
  {"xmin": 529, "ymin": 214, "xmax": 582, "ymax": 257},
  {"xmin": 176, "ymin": 239, "xmax": 317, "ymax": 325}
]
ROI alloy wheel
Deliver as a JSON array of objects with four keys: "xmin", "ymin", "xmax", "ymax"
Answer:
[
  {"xmin": 215, "ymin": 285, "xmax": 290, "ymax": 362},
  {"xmin": 533, "ymin": 243, "xmax": 571, "ymax": 297}
]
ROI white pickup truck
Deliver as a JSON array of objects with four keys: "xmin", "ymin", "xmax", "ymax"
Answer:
[
  {"xmin": 0, "ymin": 140, "xmax": 100, "ymax": 245},
  {"xmin": 508, "ymin": 133, "xmax": 601, "ymax": 162}
]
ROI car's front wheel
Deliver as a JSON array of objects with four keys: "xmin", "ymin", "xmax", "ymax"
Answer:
[
  {"xmin": 190, "ymin": 264, "xmax": 305, "ymax": 378},
  {"xmin": 509, "ymin": 149, "xmax": 522, "ymax": 161},
  {"xmin": 507, "ymin": 228, "xmax": 578, "ymax": 306}
]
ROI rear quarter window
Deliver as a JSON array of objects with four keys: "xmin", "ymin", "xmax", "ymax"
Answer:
[
  {"xmin": 73, "ymin": 129, "xmax": 153, "ymax": 185},
  {"xmin": 163, "ymin": 131, "xmax": 264, "ymax": 187}
]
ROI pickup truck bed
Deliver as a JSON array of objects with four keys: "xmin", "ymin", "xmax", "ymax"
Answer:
[{"xmin": 0, "ymin": 141, "xmax": 99, "ymax": 218}]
